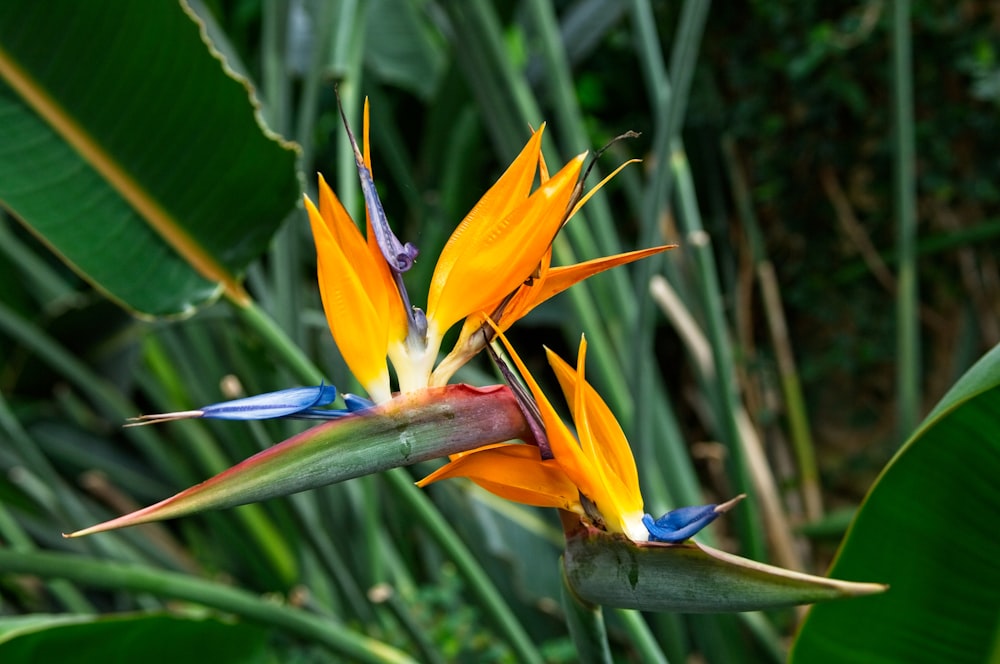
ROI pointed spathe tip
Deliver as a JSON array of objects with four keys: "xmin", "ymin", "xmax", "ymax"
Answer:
[{"xmin": 715, "ymin": 493, "xmax": 747, "ymax": 514}]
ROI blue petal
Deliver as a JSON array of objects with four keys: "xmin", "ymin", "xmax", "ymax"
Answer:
[
  {"xmin": 200, "ymin": 384, "xmax": 338, "ymax": 420},
  {"xmin": 293, "ymin": 394, "xmax": 372, "ymax": 420},
  {"xmin": 643, "ymin": 504, "xmax": 721, "ymax": 543},
  {"xmin": 343, "ymin": 394, "xmax": 375, "ymax": 412}
]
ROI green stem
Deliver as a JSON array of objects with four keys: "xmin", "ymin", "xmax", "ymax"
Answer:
[
  {"xmin": 627, "ymin": 0, "xmax": 709, "ymax": 472},
  {"xmin": 0, "ymin": 502, "xmax": 92, "ymax": 613},
  {"xmin": 721, "ymin": 135, "xmax": 823, "ymax": 520},
  {"xmin": 615, "ymin": 610, "xmax": 671, "ymax": 664},
  {"xmin": 891, "ymin": 0, "xmax": 921, "ymax": 440},
  {"xmin": 0, "ymin": 549, "xmax": 413, "ymax": 664},
  {"xmin": 671, "ymin": 151, "xmax": 765, "ymax": 561},
  {"xmin": 384, "ymin": 468, "xmax": 543, "ymax": 664},
  {"xmin": 561, "ymin": 557, "xmax": 614, "ymax": 664}
]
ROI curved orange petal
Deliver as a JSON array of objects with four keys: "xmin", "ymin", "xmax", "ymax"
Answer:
[
  {"xmin": 428, "ymin": 152, "xmax": 585, "ymax": 334},
  {"xmin": 431, "ymin": 128, "xmax": 544, "ymax": 287},
  {"xmin": 561, "ymin": 338, "xmax": 644, "ymax": 537},
  {"xmin": 416, "ymin": 443, "xmax": 580, "ymax": 510},
  {"xmin": 499, "ymin": 245, "xmax": 675, "ymax": 329},
  {"xmin": 490, "ymin": 327, "xmax": 603, "ymax": 503},
  {"xmin": 306, "ymin": 190, "xmax": 392, "ymax": 402},
  {"xmin": 546, "ymin": 343, "xmax": 641, "ymax": 506},
  {"xmin": 427, "ymin": 129, "xmax": 545, "ymax": 326}
]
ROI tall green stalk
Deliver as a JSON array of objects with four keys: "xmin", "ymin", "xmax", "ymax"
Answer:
[{"xmin": 891, "ymin": 0, "xmax": 921, "ymax": 440}]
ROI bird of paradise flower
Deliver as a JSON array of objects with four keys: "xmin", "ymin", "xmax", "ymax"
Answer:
[
  {"xmin": 131, "ymin": 98, "xmax": 671, "ymax": 421},
  {"xmin": 419, "ymin": 322, "xmax": 741, "ymax": 543},
  {"xmin": 120, "ymin": 99, "xmax": 736, "ymax": 544}
]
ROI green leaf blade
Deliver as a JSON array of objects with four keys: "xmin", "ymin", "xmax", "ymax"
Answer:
[
  {"xmin": 791, "ymin": 343, "xmax": 1000, "ymax": 663},
  {"xmin": 0, "ymin": 0, "xmax": 299, "ymax": 315}
]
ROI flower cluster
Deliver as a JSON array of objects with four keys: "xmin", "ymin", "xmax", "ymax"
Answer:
[{"xmin": 131, "ymin": 98, "xmax": 737, "ymax": 544}]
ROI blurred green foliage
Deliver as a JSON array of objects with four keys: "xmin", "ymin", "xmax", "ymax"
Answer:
[{"xmin": 2, "ymin": 1, "xmax": 999, "ymax": 662}]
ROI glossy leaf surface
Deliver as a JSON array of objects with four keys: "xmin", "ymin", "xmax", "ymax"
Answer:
[
  {"xmin": 0, "ymin": 1, "xmax": 298, "ymax": 315},
  {"xmin": 791, "ymin": 342, "xmax": 1000, "ymax": 663}
]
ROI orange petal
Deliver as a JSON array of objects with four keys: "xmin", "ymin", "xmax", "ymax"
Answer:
[
  {"xmin": 427, "ymin": 129, "xmax": 545, "ymax": 324},
  {"xmin": 546, "ymin": 343, "xmax": 642, "ymax": 510},
  {"xmin": 489, "ymin": 324, "xmax": 604, "ymax": 503},
  {"xmin": 428, "ymin": 152, "xmax": 585, "ymax": 333},
  {"xmin": 305, "ymin": 192, "xmax": 392, "ymax": 402},
  {"xmin": 501, "ymin": 245, "xmax": 676, "ymax": 328},
  {"xmin": 416, "ymin": 443, "xmax": 580, "ymax": 510}
]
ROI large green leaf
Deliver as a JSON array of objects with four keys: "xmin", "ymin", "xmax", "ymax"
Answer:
[
  {"xmin": 0, "ymin": 1, "xmax": 299, "ymax": 315},
  {"xmin": 0, "ymin": 613, "xmax": 268, "ymax": 664},
  {"xmin": 791, "ymin": 342, "xmax": 1000, "ymax": 662}
]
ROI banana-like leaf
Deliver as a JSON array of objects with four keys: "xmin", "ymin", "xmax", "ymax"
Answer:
[
  {"xmin": 68, "ymin": 385, "xmax": 527, "ymax": 537},
  {"xmin": 563, "ymin": 520, "xmax": 885, "ymax": 613},
  {"xmin": 0, "ymin": 0, "xmax": 298, "ymax": 315},
  {"xmin": 791, "ymin": 342, "xmax": 1000, "ymax": 662}
]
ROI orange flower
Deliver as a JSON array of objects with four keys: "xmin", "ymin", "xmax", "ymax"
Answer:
[
  {"xmin": 305, "ymin": 99, "xmax": 673, "ymax": 401},
  {"xmin": 418, "ymin": 330, "xmax": 648, "ymax": 541}
]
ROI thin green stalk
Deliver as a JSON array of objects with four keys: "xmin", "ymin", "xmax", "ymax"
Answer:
[
  {"xmin": 671, "ymin": 151, "xmax": 765, "ymax": 561},
  {"xmin": 561, "ymin": 558, "xmax": 614, "ymax": 664},
  {"xmin": 0, "ymin": 301, "xmax": 189, "ymax": 568},
  {"xmin": 261, "ymin": 0, "xmax": 291, "ymax": 134},
  {"xmin": 721, "ymin": 135, "xmax": 823, "ymax": 520},
  {"xmin": 891, "ymin": 0, "xmax": 921, "ymax": 440},
  {"xmin": 384, "ymin": 469, "xmax": 544, "ymax": 664},
  {"xmin": 615, "ymin": 609, "xmax": 671, "ymax": 664},
  {"xmin": 0, "ymin": 502, "xmax": 93, "ymax": 613},
  {"xmin": 523, "ymin": 0, "xmax": 627, "ymax": 260},
  {"xmin": 294, "ymin": 0, "xmax": 336, "ymax": 174},
  {"xmin": 627, "ymin": 0, "xmax": 710, "ymax": 469},
  {"xmin": 262, "ymin": 0, "xmax": 303, "ymax": 348},
  {"xmin": 0, "ymin": 549, "xmax": 414, "ymax": 664}
]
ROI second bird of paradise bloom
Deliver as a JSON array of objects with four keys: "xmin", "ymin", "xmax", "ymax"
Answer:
[{"xmin": 417, "ymin": 323, "xmax": 742, "ymax": 544}]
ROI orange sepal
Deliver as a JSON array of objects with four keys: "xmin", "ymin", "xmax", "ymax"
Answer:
[
  {"xmin": 489, "ymin": 325, "xmax": 604, "ymax": 503},
  {"xmin": 306, "ymin": 189, "xmax": 391, "ymax": 402},
  {"xmin": 416, "ymin": 443, "xmax": 580, "ymax": 510},
  {"xmin": 428, "ymin": 152, "xmax": 585, "ymax": 333},
  {"xmin": 499, "ymin": 244, "xmax": 676, "ymax": 331},
  {"xmin": 549, "ymin": 340, "xmax": 643, "ymax": 521}
]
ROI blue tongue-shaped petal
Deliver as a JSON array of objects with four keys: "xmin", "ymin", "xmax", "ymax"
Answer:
[
  {"xmin": 201, "ymin": 384, "xmax": 338, "ymax": 419},
  {"xmin": 643, "ymin": 495, "xmax": 746, "ymax": 543},
  {"xmin": 127, "ymin": 384, "xmax": 346, "ymax": 426}
]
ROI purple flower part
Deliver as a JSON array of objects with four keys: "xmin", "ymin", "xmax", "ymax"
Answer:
[
  {"xmin": 353, "ymin": 160, "xmax": 419, "ymax": 272},
  {"xmin": 343, "ymin": 394, "xmax": 375, "ymax": 412},
  {"xmin": 334, "ymin": 95, "xmax": 417, "ymax": 274},
  {"xmin": 643, "ymin": 504, "xmax": 721, "ymax": 543}
]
